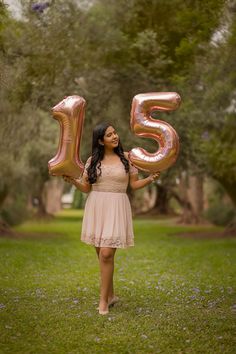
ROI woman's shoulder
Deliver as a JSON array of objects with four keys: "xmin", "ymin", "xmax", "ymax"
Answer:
[
  {"xmin": 124, "ymin": 151, "xmax": 129, "ymax": 159},
  {"xmin": 124, "ymin": 152, "xmax": 133, "ymax": 165}
]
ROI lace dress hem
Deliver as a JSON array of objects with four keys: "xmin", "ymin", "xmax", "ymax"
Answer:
[{"xmin": 81, "ymin": 236, "xmax": 134, "ymax": 249}]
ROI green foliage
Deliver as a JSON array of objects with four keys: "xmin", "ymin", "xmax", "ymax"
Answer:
[
  {"xmin": 0, "ymin": 194, "xmax": 30, "ymax": 226},
  {"xmin": 1, "ymin": 0, "xmax": 235, "ymax": 221},
  {"xmin": 204, "ymin": 180, "xmax": 236, "ymax": 226},
  {"xmin": 204, "ymin": 203, "xmax": 236, "ymax": 226},
  {"xmin": 168, "ymin": 4, "xmax": 236, "ymax": 206},
  {"xmin": 25, "ymin": 109, "xmax": 59, "ymax": 191},
  {"xmin": 200, "ymin": 114, "xmax": 236, "ymax": 181}
]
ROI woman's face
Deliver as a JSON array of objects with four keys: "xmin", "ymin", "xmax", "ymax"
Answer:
[{"xmin": 100, "ymin": 126, "xmax": 119, "ymax": 149}]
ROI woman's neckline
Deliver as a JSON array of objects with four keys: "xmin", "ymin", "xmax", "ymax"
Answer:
[{"xmin": 101, "ymin": 160, "xmax": 121, "ymax": 166}]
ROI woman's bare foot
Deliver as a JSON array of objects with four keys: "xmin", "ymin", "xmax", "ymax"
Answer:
[
  {"xmin": 98, "ymin": 299, "xmax": 109, "ymax": 315},
  {"xmin": 96, "ymin": 295, "xmax": 119, "ymax": 310},
  {"xmin": 108, "ymin": 294, "xmax": 114, "ymax": 304},
  {"xmin": 108, "ymin": 295, "xmax": 119, "ymax": 307}
]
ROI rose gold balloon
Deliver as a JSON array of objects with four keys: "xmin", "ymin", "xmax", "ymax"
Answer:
[
  {"xmin": 48, "ymin": 95, "xmax": 86, "ymax": 178},
  {"xmin": 129, "ymin": 92, "xmax": 181, "ymax": 173}
]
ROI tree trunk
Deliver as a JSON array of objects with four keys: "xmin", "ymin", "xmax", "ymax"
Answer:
[
  {"xmin": 217, "ymin": 177, "xmax": 236, "ymax": 234},
  {"xmin": 37, "ymin": 193, "xmax": 48, "ymax": 217},
  {"xmin": 177, "ymin": 172, "xmax": 204, "ymax": 224},
  {"xmin": 154, "ymin": 184, "xmax": 171, "ymax": 214},
  {"xmin": 133, "ymin": 184, "xmax": 157, "ymax": 215},
  {"xmin": 188, "ymin": 174, "xmax": 204, "ymax": 219},
  {"xmin": 0, "ymin": 185, "xmax": 9, "ymax": 209},
  {"xmin": 42, "ymin": 177, "xmax": 64, "ymax": 215},
  {"xmin": 141, "ymin": 184, "xmax": 157, "ymax": 212},
  {"xmin": 135, "ymin": 183, "xmax": 175, "ymax": 216},
  {"xmin": 217, "ymin": 177, "xmax": 236, "ymax": 208},
  {"xmin": 0, "ymin": 186, "xmax": 12, "ymax": 235}
]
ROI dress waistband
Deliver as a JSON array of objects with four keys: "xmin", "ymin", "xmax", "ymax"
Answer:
[{"xmin": 91, "ymin": 187, "xmax": 126, "ymax": 194}]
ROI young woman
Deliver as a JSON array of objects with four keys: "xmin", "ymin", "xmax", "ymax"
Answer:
[{"xmin": 63, "ymin": 122, "xmax": 160, "ymax": 315}]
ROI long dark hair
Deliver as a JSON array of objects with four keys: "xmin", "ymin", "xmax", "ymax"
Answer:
[{"xmin": 87, "ymin": 122, "xmax": 130, "ymax": 184}]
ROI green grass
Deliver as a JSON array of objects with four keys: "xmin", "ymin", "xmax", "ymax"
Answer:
[{"xmin": 0, "ymin": 210, "xmax": 235, "ymax": 354}]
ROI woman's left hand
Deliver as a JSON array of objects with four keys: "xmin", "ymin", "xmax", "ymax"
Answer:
[{"xmin": 149, "ymin": 172, "xmax": 161, "ymax": 182}]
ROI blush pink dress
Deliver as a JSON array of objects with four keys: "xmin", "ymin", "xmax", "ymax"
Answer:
[{"xmin": 81, "ymin": 156, "xmax": 138, "ymax": 248}]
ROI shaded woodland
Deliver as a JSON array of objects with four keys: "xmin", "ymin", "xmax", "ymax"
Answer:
[{"xmin": 0, "ymin": 0, "xmax": 235, "ymax": 230}]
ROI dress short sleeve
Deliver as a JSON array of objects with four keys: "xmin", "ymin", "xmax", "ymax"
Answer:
[
  {"xmin": 82, "ymin": 156, "xmax": 92, "ymax": 178},
  {"xmin": 129, "ymin": 159, "xmax": 138, "ymax": 175}
]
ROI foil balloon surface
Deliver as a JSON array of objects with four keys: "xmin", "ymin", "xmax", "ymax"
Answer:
[
  {"xmin": 129, "ymin": 92, "xmax": 181, "ymax": 173},
  {"xmin": 48, "ymin": 95, "xmax": 86, "ymax": 178}
]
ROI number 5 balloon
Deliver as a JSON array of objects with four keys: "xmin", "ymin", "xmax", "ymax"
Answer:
[
  {"xmin": 128, "ymin": 92, "xmax": 181, "ymax": 173},
  {"xmin": 48, "ymin": 95, "xmax": 86, "ymax": 178}
]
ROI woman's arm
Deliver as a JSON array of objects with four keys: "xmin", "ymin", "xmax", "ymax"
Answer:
[
  {"xmin": 73, "ymin": 174, "xmax": 91, "ymax": 193},
  {"xmin": 63, "ymin": 175, "xmax": 91, "ymax": 193},
  {"xmin": 129, "ymin": 173, "xmax": 160, "ymax": 190},
  {"xmin": 124, "ymin": 151, "xmax": 160, "ymax": 190}
]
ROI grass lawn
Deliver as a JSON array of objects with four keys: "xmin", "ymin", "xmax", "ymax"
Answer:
[{"xmin": 0, "ymin": 209, "xmax": 235, "ymax": 354}]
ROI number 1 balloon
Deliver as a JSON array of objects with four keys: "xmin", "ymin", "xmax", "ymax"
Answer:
[
  {"xmin": 129, "ymin": 92, "xmax": 181, "ymax": 173},
  {"xmin": 48, "ymin": 95, "xmax": 86, "ymax": 178}
]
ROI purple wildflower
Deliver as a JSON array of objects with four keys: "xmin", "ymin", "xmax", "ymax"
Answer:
[
  {"xmin": 31, "ymin": 2, "xmax": 49, "ymax": 13},
  {"xmin": 202, "ymin": 131, "xmax": 209, "ymax": 140}
]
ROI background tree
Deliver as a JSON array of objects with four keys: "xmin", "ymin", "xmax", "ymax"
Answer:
[{"xmin": 1, "ymin": 0, "xmax": 235, "ymax": 228}]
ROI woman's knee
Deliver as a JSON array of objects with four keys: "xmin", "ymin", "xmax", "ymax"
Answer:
[{"xmin": 100, "ymin": 248, "xmax": 116, "ymax": 262}]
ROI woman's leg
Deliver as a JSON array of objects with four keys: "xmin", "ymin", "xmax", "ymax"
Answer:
[
  {"xmin": 95, "ymin": 247, "xmax": 100, "ymax": 258},
  {"xmin": 95, "ymin": 247, "xmax": 101, "ymax": 297},
  {"xmin": 98, "ymin": 247, "xmax": 117, "ymax": 311},
  {"xmin": 95, "ymin": 247, "xmax": 115, "ymax": 302}
]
